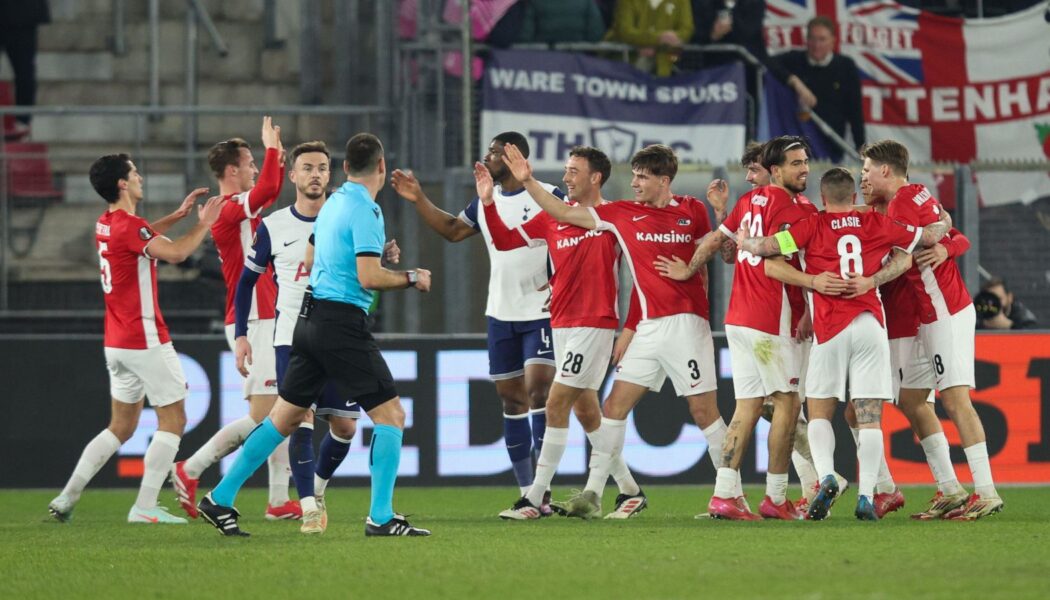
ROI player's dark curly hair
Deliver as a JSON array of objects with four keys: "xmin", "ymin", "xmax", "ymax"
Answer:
[
  {"xmin": 493, "ymin": 131, "xmax": 530, "ymax": 158},
  {"xmin": 568, "ymin": 146, "xmax": 612, "ymax": 185},
  {"xmin": 89, "ymin": 153, "xmax": 133, "ymax": 203},
  {"xmin": 630, "ymin": 144, "xmax": 678, "ymax": 181}
]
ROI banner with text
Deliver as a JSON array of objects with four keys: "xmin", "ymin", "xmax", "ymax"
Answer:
[
  {"xmin": 481, "ymin": 50, "xmax": 746, "ymax": 170},
  {"xmin": 3, "ymin": 333, "xmax": 1050, "ymax": 488}
]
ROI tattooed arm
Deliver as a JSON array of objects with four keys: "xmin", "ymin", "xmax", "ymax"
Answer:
[{"xmin": 843, "ymin": 248, "xmax": 913, "ymax": 299}]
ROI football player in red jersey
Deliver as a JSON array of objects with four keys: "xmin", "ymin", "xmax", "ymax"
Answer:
[
  {"xmin": 171, "ymin": 117, "xmax": 301, "ymax": 521},
  {"xmin": 49, "ymin": 154, "xmax": 224, "ymax": 524},
  {"xmin": 736, "ymin": 167, "xmax": 949, "ymax": 520},
  {"xmin": 859, "ymin": 140, "xmax": 1002, "ymax": 520},
  {"xmin": 501, "ymin": 143, "xmax": 729, "ymax": 519}
]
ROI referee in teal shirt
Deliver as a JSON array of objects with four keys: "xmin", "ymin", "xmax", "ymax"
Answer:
[{"xmin": 199, "ymin": 133, "xmax": 433, "ymax": 537}]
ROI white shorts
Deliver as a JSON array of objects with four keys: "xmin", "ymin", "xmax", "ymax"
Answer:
[
  {"xmin": 105, "ymin": 342, "xmax": 187, "ymax": 407},
  {"xmin": 796, "ymin": 339, "xmax": 812, "ymax": 400},
  {"xmin": 888, "ymin": 336, "xmax": 935, "ymax": 402},
  {"xmin": 725, "ymin": 325, "xmax": 800, "ymax": 399},
  {"xmin": 553, "ymin": 327, "xmax": 615, "ymax": 390},
  {"xmin": 806, "ymin": 312, "xmax": 893, "ymax": 402},
  {"xmin": 917, "ymin": 304, "xmax": 976, "ymax": 392},
  {"xmin": 225, "ymin": 320, "xmax": 278, "ymax": 398},
  {"xmin": 615, "ymin": 313, "xmax": 717, "ymax": 397}
]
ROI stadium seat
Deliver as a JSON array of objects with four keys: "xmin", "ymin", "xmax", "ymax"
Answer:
[{"xmin": 3, "ymin": 142, "xmax": 64, "ymax": 257}]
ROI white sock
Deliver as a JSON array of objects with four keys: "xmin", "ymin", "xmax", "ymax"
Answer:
[
  {"xmin": 584, "ymin": 418, "xmax": 626, "ymax": 498},
  {"xmin": 701, "ymin": 419, "xmax": 727, "ymax": 470},
  {"xmin": 765, "ymin": 471, "xmax": 789, "ymax": 504},
  {"xmin": 857, "ymin": 429, "xmax": 883, "ymax": 499},
  {"xmin": 61, "ymin": 429, "xmax": 122, "ymax": 503},
  {"xmin": 793, "ymin": 416, "xmax": 813, "ymax": 461},
  {"xmin": 920, "ymin": 432, "xmax": 964, "ymax": 495},
  {"xmin": 314, "ymin": 475, "xmax": 330, "ymax": 498},
  {"xmin": 808, "ymin": 419, "xmax": 836, "ymax": 480},
  {"xmin": 184, "ymin": 415, "xmax": 257, "ymax": 478},
  {"xmin": 268, "ymin": 437, "xmax": 291, "ymax": 505},
  {"xmin": 301, "ymin": 496, "xmax": 318, "ymax": 513},
  {"xmin": 713, "ymin": 467, "xmax": 739, "ymax": 499},
  {"xmin": 527, "ymin": 427, "xmax": 568, "ymax": 506},
  {"xmin": 792, "ymin": 450, "xmax": 818, "ymax": 494},
  {"xmin": 587, "ymin": 430, "xmax": 640, "ymax": 496},
  {"xmin": 963, "ymin": 442, "xmax": 997, "ymax": 498},
  {"xmin": 135, "ymin": 431, "xmax": 180, "ymax": 510}
]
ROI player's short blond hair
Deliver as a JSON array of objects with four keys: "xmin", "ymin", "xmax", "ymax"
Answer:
[{"xmin": 861, "ymin": 140, "xmax": 909, "ymax": 177}]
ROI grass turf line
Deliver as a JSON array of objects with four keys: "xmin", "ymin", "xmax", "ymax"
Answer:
[{"xmin": 3, "ymin": 486, "xmax": 1049, "ymax": 599}]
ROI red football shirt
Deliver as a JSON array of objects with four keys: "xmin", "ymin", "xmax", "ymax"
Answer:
[
  {"xmin": 484, "ymin": 200, "xmax": 620, "ymax": 329},
  {"xmin": 785, "ymin": 210, "xmax": 922, "ymax": 343},
  {"xmin": 719, "ymin": 185, "xmax": 811, "ymax": 336},
  {"xmin": 785, "ymin": 195, "xmax": 819, "ymax": 337},
  {"xmin": 588, "ymin": 195, "xmax": 711, "ymax": 322},
  {"xmin": 211, "ymin": 147, "xmax": 283, "ymax": 325},
  {"xmin": 96, "ymin": 209, "xmax": 171, "ymax": 349},
  {"xmin": 887, "ymin": 184, "xmax": 972, "ymax": 324}
]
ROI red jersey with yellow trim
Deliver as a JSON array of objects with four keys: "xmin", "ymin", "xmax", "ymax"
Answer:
[
  {"xmin": 785, "ymin": 209, "xmax": 922, "ymax": 344},
  {"xmin": 588, "ymin": 194, "xmax": 710, "ymax": 322},
  {"xmin": 96, "ymin": 209, "xmax": 171, "ymax": 349},
  {"xmin": 887, "ymin": 184, "xmax": 971, "ymax": 324},
  {"xmin": 484, "ymin": 200, "xmax": 620, "ymax": 329},
  {"xmin": 211, "ymin": 147, "xmax": 283, "ymax": 325},
  {"xmin": 720, "ymin": 185, "xmax": 810, "ymax": 336}
]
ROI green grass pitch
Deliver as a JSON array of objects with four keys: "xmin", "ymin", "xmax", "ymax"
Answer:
[{"xmin": 4, "ymin": 486, "xmax": 1049, "ymax": 599}]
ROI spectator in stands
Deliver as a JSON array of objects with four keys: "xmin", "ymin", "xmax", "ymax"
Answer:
[
  {"xmin": 690, "ymin": 0, "xmax": 768, "ymax": 66},
  {"xmin": 975, "ymin": 278, "xmax": 1038, "ymax": 330},
  {"xmin": 0, "ymin": 0, "xmax": 49, "ymax": 140},
  {"xmin": 770, "ymin": 16, "xmax": 864, "ymax": 162},
  {"xmin": 607, "ymin": 0, "xmax": 694, "ymax": 77},
  {"xmin": 516, "ymin": 1, "xmax": 607, "ymax": 45}
]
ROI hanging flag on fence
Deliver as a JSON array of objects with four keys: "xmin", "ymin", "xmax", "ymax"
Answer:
[{"xmin": 481, "ymin": 50, "xmax": 747, "ymax": 171}]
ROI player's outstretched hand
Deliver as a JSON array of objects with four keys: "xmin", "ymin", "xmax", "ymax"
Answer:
[
  {"xmin": 261, "ymin": 116, "xmax": 282, "ymax": 151},
  {"xmin": 842, "ymin": 272, "xmax": 874, "ymax": 298},
  {"xmin": 413, "ymin": 268, "xmax": 432, "ymax": 292},
  {"xmin": 706, "ymin": 179, "xmax": 729, "ymax": 216},
  {"xmin": 502, "ymin": 144, "xmax": 533, "ymax": 183},
  {"xmin": 654, "ymin": 254, "xmax": 692, "ymax": 281},
  {"xmin": 390, "ymin": 169, "xmax": 424, "ymax": 203},
  {"xmin": 915, "ymin": 243, "xmax": 947, "ymax": 270},
  {"xmin": 813, "ymin": 271, "xmax": 847, "ymax": 296},
  {"xmin": 384, "ymin": 239, "xmax": 401, "ymax": 264},
  {"xmin": 474, "ymin": 162, "xmax": 495, "ymax": 205},
  {"xmin": 198, "ymin": 195, "xmax": 227, "ymax": 226},
  {"xmin": 234, "ymin": 336, "xmax": 252, "ymax": 377},
  {"xmin": 611, "ymin": 329, "xmax": 634, "ymax": 365},
  {"xmin": 176, "ymin": 187, "xmax": 209, "ymax": 219}
]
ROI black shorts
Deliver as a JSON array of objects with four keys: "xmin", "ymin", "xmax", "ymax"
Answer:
[{"xmin": 278, "ymin": 298, "xmax": 398, "ymax": 413}]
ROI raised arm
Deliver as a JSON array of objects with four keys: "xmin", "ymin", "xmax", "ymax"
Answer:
[
  {"xmin": 146, "ymin": 195, "xmax": 226, "ymax": 264},
  {"xmin": 246, "ymin": 117, "xmax": 285, "ymax": 213},
  {"xmin": 391, "ymin": 168, "xmax": 477, "ymax": 242},
  {"xmin": 476, "ymin": 161, "xmax": 529, "ymax": 251},
  {"xmin": 151, "ymin": 187, "xmax": 209, "ymax": 234},
  {"xmin": 502, "ymin": 144, "xmax": 596, "ymax": 230}
]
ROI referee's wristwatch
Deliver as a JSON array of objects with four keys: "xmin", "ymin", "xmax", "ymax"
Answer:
[{"xmin": 406, "ymin": 270, "xmax": 419, "ymax": 289}]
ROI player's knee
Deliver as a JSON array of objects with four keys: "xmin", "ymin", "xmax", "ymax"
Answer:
[
  {"xmin": 330, "ymin": 418, "xmax": 357, "ymax": 439},
  {"xmin": 108, "ymin": 423, "xmax": 137, "ymax": 444}
]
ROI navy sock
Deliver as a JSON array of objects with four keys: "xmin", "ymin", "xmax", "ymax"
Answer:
[
  {"xmin": 289, "ymin": 425, "xmax": 315, "ymax": 499},
  {"xmin": 504, "ymin": 413, "xmax": 533, "ymax": 489},
  {"xmin": 531, "ymin": 408, "xmax": 546, "ymax": 458},
  {"xmin": 316, "ymin": 431, "xmax": 352, "ymax": 480}
]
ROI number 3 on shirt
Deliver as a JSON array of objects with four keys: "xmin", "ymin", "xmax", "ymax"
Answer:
[
  {"xmin": 98, "ymin": 242, "xmax": 113, "ymax": 294},
  {"xmin": 837, "ymin": 234, "xmax": 862, "ymax": 278}
]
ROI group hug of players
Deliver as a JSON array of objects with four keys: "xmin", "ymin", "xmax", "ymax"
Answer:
[
  {"xmin": 459, "ymin": 133, "xmax": 1001, "ymax": 523},
  {"xmin": 47, "ymin": 117, "xmax": 1000, "ymax": 536}
]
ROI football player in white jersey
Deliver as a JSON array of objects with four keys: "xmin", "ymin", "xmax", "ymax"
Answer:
[{"xmin": 391, "ymin": 132, "xmax": 560, "ymax": 514}]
